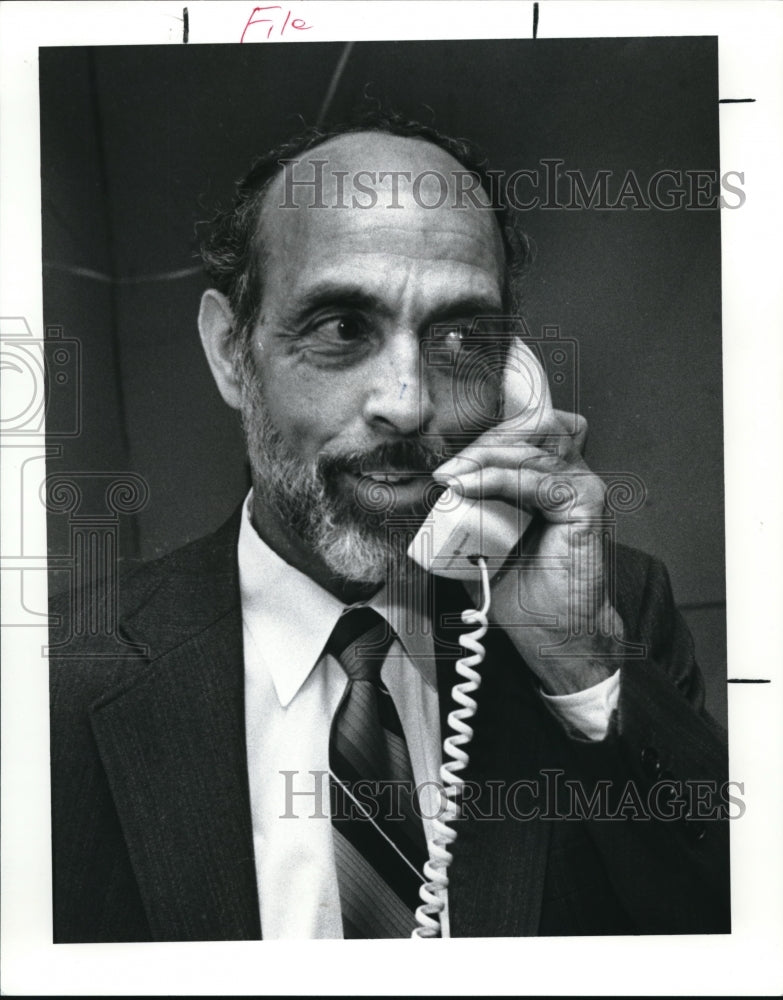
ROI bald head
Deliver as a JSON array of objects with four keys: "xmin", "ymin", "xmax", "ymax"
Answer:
[
  {"xmin": 267, "ymin": 129, "xmax": 499, "ymax": 212},
  {"xmin": 256, "ymin": 131, "xmax": 505, "ymax": 312},
  {"xmin": 197, "ymin": 119, "xmax": 524, "ymax": 589},
  {"xmin": 199, "ymin": 116, "xmax": 528, "ymax": 349}
]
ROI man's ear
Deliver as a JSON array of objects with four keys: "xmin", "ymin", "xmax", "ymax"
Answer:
[{"xmin": 198, "ymin": 289, "xmax": 245, "ymax": 411}]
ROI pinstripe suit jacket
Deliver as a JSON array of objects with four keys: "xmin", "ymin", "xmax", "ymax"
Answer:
[{"xmin": 49, "ymin": 507, "xmax": 730, "ymax": 941}]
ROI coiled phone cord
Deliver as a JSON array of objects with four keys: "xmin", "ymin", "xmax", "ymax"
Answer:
[{"xmin": 412, "ymin": 557, "xmax": 491, "ymax": 939}]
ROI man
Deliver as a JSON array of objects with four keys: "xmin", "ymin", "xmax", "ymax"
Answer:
[{"xmin": 49, "ymin": 111, "xmax": 730, "ymax": 941}]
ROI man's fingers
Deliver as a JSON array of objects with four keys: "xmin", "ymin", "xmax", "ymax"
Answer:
[
  {"xmin": 446, "ymin": 463, "xmax": 606, "ymax": 521},
  {"xmin": 437, "ymin": 410, "xmax": 587, "ymax": 475},
  {"xmin": 568, "ymin": 410, "xmax": 589, "ymax": 454},
  {"xmin": 435, "ymin": 444, "xmax": 566, "ymax": 480}
]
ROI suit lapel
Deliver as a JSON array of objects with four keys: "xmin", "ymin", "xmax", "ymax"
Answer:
[
  {"xmin": 89, "ymin": 510, "xmax": 261, "ymax": 941},
  {"xmin": 86, "ymin": 510, "xmax": 557, "ymax": 940},
  {"xmin": 433, "ymin": 578, "xmax": 552, "ymax": 937}
]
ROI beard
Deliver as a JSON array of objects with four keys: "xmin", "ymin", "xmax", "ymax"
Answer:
[{"xmin": 236, "ymin": 352, "xmax": 451, "ymax": 587}]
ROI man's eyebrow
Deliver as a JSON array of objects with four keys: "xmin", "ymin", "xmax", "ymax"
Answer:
[
  {"xmin": 289, "ymin": 284, "xmax": 383, "ymax": 323},
  {"xmin": 289, "ymin": 282, "xmax": 504, "ymax": 329},
  {"xmin": 421, "ymin": 297, "xmax": 505, "ymax": 329}
]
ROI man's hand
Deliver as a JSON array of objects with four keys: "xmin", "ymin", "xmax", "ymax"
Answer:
[{"xmin": 434, "ymin": 338, "xmax": 625, "ymax": 695}]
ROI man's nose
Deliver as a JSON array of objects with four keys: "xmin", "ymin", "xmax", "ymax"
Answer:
[{"xmin": 362, "ymin": 331, "xmax": 435, "ymax": 436}]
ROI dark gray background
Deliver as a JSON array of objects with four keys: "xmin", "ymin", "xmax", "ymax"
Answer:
[{"xmin": 40, "ymin": 37, "xmax": 726, "ymax": 721}]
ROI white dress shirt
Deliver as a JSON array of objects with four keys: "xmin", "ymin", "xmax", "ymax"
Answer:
[{"xmin": 238, "ymin": 492, "xmax": 619, "ymax": 938}]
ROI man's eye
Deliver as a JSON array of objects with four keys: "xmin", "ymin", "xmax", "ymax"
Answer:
[
  {"xmin": 445, "ymin": 327, "xmax": 467, "ymax": 345},
  {"xmin": 434, "ymin": 325, "xmax": 480, "ymax": 351},
  {"xmin": 312, "ymin": 314, "xmax": 367, "ymax": 343}
]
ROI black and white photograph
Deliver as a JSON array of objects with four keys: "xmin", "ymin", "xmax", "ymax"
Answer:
[
  {"xmin": 2, "ymin": 1, "xmax": 782, "ymax": 995},
  {"xmin": 42, "ymin": 31, "xmax": 731, "ymax": 940}
]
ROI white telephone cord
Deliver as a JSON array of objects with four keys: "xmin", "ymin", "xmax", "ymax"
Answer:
[{"xmin": 412, "ymin": 557, "xmax": 491, "ymax": 939}]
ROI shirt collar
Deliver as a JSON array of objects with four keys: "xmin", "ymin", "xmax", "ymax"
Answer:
[{"xmin": 237, "ymin": 491, "xmax": 436, "ymax": 707}]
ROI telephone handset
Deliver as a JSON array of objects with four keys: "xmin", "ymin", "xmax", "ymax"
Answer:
[
  {"xmin": 407, "ymin": 336, "xmax": 552, "ymax": 580},
  {"xmin": 408, "ymin": 338, "xmax": 553, "ymax": 938}
]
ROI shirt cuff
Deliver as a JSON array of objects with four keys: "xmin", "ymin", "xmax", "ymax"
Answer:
[{"xmin": 539, "ymin": 669, "xmax": 621, "ymax": 741}]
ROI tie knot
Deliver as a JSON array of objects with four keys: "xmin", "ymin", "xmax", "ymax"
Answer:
[{"xmin": 326, "ymin": 607, "xmax": 394, "ymax": 682}]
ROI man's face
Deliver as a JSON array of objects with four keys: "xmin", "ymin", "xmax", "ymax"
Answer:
[{"xmin": 239, "ymin": 132, "xmax": 507, "ymax": 586}]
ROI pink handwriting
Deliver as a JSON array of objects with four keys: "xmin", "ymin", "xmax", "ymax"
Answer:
[{"xmin": 241, "ymin": 6, "xmax": 313, "ymax": 42}]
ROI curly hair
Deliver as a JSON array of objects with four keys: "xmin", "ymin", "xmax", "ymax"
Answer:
[{"xmin": 198, "ymin": 109, "xmax": 531, "ymax": 361}]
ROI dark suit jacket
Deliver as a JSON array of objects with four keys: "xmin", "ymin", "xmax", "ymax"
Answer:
[{"xmin": 49, "ymin": 508, "xmax": 730, "ymax": 942}]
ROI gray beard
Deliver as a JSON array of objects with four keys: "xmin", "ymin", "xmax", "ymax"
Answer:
[{"xmin": 237, "ymin": 357, "xmax": 447, "ymax": 588}]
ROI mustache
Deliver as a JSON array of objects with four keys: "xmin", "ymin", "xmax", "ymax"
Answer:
[{"xmin": 318, "ymin": 439, "xmax": 453, "ymax": 479}]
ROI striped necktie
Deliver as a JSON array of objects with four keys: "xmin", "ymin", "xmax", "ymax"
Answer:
[{"xmin": 327, "ymin": 607, "xmax": 429, "ymax": 938}]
